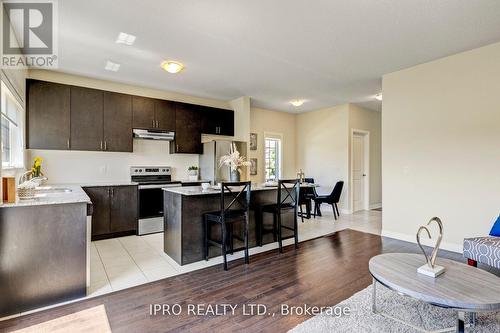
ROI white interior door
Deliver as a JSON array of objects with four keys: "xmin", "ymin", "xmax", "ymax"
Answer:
[{"xmin": 352, "ymin": 134, "xmax": 366, "ymax": 211}]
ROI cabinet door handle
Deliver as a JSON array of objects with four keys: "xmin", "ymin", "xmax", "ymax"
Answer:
[
  {"xmin": 67, "ymin": 139, "xmax": 70, "ymax": 149},
  {"xmin": 100, "ymin": 140, "xmax": 103, "ymax": 150},
  {"xmin": 152, "ymin": 119, "xmax": 155, "ymax": 128},
  {"xmin": 111, "ymin": 188, "xmax": 114, "ymax": 197},
  {"xmin": 104, "ymin": 141, "xmax": 107, "ymax": 151},
  {"xmin": 156, "ymin": 120, "xmax": 160, "ymax": 128},
  {"xmin": 176, "ymin": 144, "xmax": 179, "ymax": 152}
]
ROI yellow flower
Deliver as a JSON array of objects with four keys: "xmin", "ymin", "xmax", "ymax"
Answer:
[{"xmin": 33, "ymin": 157, "xmax": 43, "ymax": 167}]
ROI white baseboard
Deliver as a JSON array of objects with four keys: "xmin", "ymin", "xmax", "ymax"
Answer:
[
  {"xmin": 369, "ymin": 203, "xmax": 382, "ymax": 210},
  {"xmin": 381, "ymin": 230, "xmax": 463, "ymax": 253}
]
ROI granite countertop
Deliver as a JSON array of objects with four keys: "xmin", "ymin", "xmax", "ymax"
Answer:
[
  {"xmin": 163, "ymin": 183, "xmax": 318, "ymax": 196},
  {"xmin": 79, "ymin": 181, "xmax": 138, "ymax": 187},
  {"xmin": 174, "ymin": 179, "xmax": 212, "ymax": 184},
  {"xmin": 0, "ymin": 184, "xmax": 91, "ymax": 208},
  {"xmin": 164, "ymin": 184, "xmax": 278, "ymax": 196}
]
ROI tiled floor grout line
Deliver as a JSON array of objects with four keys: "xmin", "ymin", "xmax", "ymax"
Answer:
[
  {"xmin": 140, "ymin": 235, "xmax": 182, "ymax": 273},
  {"xmin": 117, "ymin": 238, "xmax": 156, "ymax": 282},
  {"xmin": 93, "ymin": 242, "xmax": 113, "ymax": 291}
]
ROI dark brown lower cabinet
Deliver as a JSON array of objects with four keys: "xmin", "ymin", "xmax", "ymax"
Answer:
[
  {"xmin": 84, "ymin": 186, "xmax": 110, "ymax": 237},
  {"xmin": 110, "ymin": 186, "xmax": 138, "ymax": 233},
  {"xmin": 84, "ymin": 185, "xmax": 138, "ymax": 240}
]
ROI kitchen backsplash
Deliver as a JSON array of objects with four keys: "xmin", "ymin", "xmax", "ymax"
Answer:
[{"xmin": 27, "ymin": 139, "xmax": 199, "ymax": 184}]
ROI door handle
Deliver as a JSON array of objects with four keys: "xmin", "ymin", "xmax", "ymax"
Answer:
[
  {"xmin": 176, "ymin": 144, "xmax": 179, "ymax": 152},
  {"xmin": 362, "ymin": 174, "xmax": 367, "ymax": 177},
  {"xmin": 67, "ymin": 139, "xmax": 70, "ymax": 149},
  {"xmin": 104, "ymin": 141, "xmax": 107, "ymax": 151},
  {"xmin": 152, "ymin": 119, "xmax": 155, "ymax": 128},
  {"xmin": 100, "ymin": 140, "xmax": 103, "ymax": 150}
]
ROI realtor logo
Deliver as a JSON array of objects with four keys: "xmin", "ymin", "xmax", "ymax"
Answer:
[{"xmin": 1, "ymin": 0, "xmax": 58, "ymax": 68}]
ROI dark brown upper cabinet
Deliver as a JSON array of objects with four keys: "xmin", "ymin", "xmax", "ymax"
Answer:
[
  {"xmin": 170, "ymin": 103, "xmax": 203, "ymax": 154},
  {"xmin": 132, "ymin": 96, "xmax": 175, "ymax": 131},
  {"xmin": 27, "ymin": 79, "xmax": 233, "ymax": 154},
  {"xmin": 27, "ymin": 80, "xmax": 71, "ymax": 150},
  {"xmin": 104, "ymin": 92, "xmax": 133, "ymax": 152},
  {"xmin": 200, "ymin": 106, "xmax": 234, "ymax": 136},
  {"xmin": 70, "ymin": 86, "xmax": 104, "ymax": 151},
  {"xmin": 132, "ymin": 96, "xmax": 155, "ymax": 129},
  {"xmin": 154, "ymin": 99, "xmax": 176, "ymax": 131}
]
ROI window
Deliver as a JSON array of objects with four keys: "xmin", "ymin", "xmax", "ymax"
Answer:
[
  {"xmin": 1, "ymin": 81, "xmax": 24, "ymax": 169},
  {"xmin": 264, "ymin": 136, "xmax": 281, "ymax": 181}
]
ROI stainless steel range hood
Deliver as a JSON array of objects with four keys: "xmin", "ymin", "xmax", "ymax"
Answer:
[{"xmin": 133, "ymin": 129, "xmax": 175, "ymax": 141}]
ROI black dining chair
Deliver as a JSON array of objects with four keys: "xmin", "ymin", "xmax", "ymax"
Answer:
[
  {"xmin": 256, "ymin": 179, "xmax": 300, "ymax": 253},
  {"xmin": 298, "ymin": 178, "xmax": 316, "ymax": 222},
  {"xmin": 203, "ymin": 181, "xmax": 251, "ymax": 271},
  {"xmin": 313, "ymin": 181, "xmax": 344, "ymax": 220}
]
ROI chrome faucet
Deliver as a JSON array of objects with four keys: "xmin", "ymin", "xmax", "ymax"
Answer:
[{"xmin": 18, "ymin": 171, "xmax": 48, "ymax": 185}]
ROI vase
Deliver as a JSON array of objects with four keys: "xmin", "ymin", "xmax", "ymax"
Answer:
[{"xmin": 230, "ymin": 169, "xmax": 240, "ymax": 182}]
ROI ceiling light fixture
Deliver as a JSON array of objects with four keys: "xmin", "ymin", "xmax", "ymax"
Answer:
[
  {"xmin": 115, "ymin": 32, "xmax": 136, "ymax": 45},
  {"xmin": 375, "ymin": 93, "xmax": 383, "ymax": 101},
  {"xmin": 105, "ymin": 60, "xmax": 120, "ymax": 72},
  {"xmin": 161, "ymin": 61, "xmax": 184, "ymax": 74},
  {"xmin": 290, "ymin": 99, "xmax": 305, "ymax": 107}
]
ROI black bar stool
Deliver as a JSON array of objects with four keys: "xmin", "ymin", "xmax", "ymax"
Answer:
[
  {"xmin": 203, "ymin": 181, "xmax": 251, "ymax": 271},
  {"xmin": 257, "ymin": 179, "xmax": 300, "ymax": 253}
]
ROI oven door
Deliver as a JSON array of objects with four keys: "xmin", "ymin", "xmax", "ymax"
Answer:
[
  {"xmin": 138, "ymin": 184, "xmax": 165, "ymax": 219},
  {"xmin": 137, "ymin": 183, "xmax": 180, "ymax": 235}
]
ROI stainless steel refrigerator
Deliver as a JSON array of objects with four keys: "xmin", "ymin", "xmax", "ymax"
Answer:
[{"xmin": 199, "ymin": 140, "xmax": 248, "ymax": 184}]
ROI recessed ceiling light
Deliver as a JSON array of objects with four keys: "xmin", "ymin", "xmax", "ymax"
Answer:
[
  {"xmin": 105, "ymin": 60, "xmax": 120, "ymax": 72},
  {"xmin": 290, "ymin": 99, "xmax": 305, "ymax": 107},
  {"xmin": 161, "ymin": 61, "xmax": 184, "ymax": 74},
  {"xmin": 375, "ymin": 93, "xmax": 383, "ymax": 101},
  {"xmin": 115, "ymin": 32, "xmax": 136, "ymax": 45}
]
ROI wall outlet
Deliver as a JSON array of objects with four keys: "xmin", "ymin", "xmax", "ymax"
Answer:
[{"xmin": 99, "ymin": 165, "xmax": 107, "ymax": 175}]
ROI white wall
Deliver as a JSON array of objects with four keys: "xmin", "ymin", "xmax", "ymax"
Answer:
[
  {"xmin": 249, "ymin": 107, "xmax": 297, "ymax": 183},
  {"xmin": 382, "ymin": 41, "xmax": 500, "ymax": 252},
  {"xmin": 348, "ymin": 104, "xmax": 382, "ymax": 209},
  {"xmin": 296, "ymin": 105, "xmax": 349, "ymax": 209}
]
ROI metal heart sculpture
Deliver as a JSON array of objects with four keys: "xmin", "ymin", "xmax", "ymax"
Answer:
[{"xmin": 416, "ymin": 217, "xmax": 443, "ymax": 268}]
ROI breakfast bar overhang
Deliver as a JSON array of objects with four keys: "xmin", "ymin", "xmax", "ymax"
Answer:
[{"xmin": 162, "ymin": 186, "xmax": 297, "ymax": 265}]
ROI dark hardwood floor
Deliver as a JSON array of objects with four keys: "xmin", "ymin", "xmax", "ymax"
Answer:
[{"xmin": 0, "ymin": 229, "xmax": 496, "ymax": 333}]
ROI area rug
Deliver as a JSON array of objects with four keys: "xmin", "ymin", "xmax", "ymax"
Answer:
[
  {"xmin": 289, "ymin": 284, "xmax": 500, "ymax": 333},
  {"xmin": 12, "ymin": 305, "xmax": 112, "ymax": 333}
]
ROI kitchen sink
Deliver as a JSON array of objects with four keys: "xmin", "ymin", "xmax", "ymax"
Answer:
[{"xmin": 35, "ymin": 186, "xmax": 73, "ymax": 194}]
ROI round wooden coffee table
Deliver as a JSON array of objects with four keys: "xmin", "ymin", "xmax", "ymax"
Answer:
[{"xmin": 369, "ymin": 253, "xmax": 500, "ymax": 333}]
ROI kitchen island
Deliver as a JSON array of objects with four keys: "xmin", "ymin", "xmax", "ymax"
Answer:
[
  {"xmin": 163, "ymin": 185, "xmax": 298, "ymax": 265},
  {"xmin": 0, "ymin": 185, "xmax": 91, "ymax": 317}
]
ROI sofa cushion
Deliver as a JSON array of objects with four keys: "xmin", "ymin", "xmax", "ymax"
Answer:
[
  {"xmin": 489, "ymin": 215, "xmax": 500, "ymax": 237},
  {"xmin": 463, "ymin": 236, "xmax": 500, "ymax": 269}
]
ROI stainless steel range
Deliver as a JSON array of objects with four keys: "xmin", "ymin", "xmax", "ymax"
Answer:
[{"xmin": 131, "ymin": 166, "xmax": 181, "ymax": 235}]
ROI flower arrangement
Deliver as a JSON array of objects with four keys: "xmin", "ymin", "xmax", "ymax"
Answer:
[
  {"xmin": 219, "ymin": 143, "xmax": 251, "ymax": 174},
  {"xmin": 31, "ymin": 157, "xmax": 43, "ymax": 177}
]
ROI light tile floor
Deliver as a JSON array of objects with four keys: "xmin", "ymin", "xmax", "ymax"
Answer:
[{"xmin": 88, "ymin": 207, "xmax": 382, "ymax": 297}]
